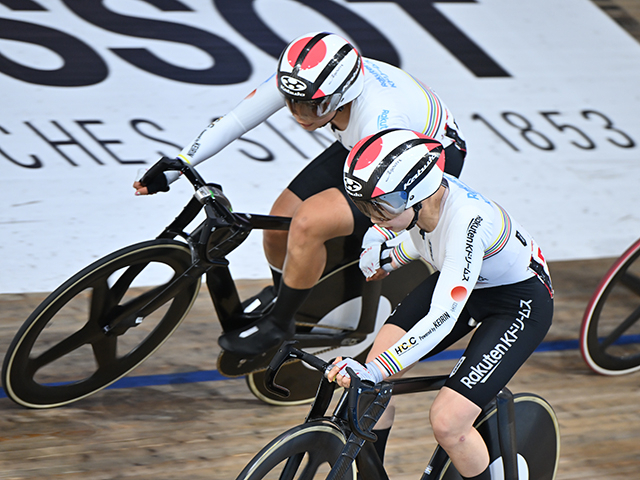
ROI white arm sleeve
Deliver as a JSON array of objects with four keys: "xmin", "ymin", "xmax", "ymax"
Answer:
[
  {"xmin": 361, "ymin": 225, "xmax": 400, "ymax": 247},
  {"xmin": 166, "ymin": 74, "xmax": 285, "ymax": 184},
  {"xmin": 370, "ymin": 209, "xmax": 486, "ymax": 377}
]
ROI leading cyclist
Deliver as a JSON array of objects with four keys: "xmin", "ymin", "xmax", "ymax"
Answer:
[
  {"xmin": 133, "ymin": 32, "xmax": 467, "ymax": 357},
  {"xmin": 328, "ymin": 129, "xmax": 553, "ymax": 480}
]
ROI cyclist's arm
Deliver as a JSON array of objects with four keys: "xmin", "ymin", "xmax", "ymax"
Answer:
[
  {"xmin": 387, "ymin": 237, "xmax": 421, "ymax": 270},
  {"xmin": 166, "ymin": 75, "xmax": 285, "ymax": 184},
  {"xmin": 369, "ymin": 208, "xmax": 486, "ymax": 378}
]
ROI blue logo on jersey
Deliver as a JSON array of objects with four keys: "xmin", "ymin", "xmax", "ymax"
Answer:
[
  {"xmin": 448, "ymin": 176, "xmax": 491, "ymax": 205},
  {"xmin": 364, "ymin": 60, "xmax": 397, "ymax": 88},
  {"xmin": 377, "ymin": 109, "xmax": 390, "ymax": 129}
]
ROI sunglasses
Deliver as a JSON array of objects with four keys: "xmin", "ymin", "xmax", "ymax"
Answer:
[
  {"xmin": 285, "ymin": 93, "xmax": 342, "ymax": 119},
  {"xmin": 352, "ymin": 190, "xmax": 409, "ymax": 220}
]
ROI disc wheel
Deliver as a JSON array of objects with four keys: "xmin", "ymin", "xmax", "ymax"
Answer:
[
  {"xmin": 234, "ymin": 421, "xmax": 356, "ymax": 480},
  {"xmin": 245, "ymin": 260, "xmax": 432, "ymax": 406},
  {"xmin": 436, "ymin": 394, "xmax": 560, "ymax": 480},
  {"xmin": 580, "ymin": 238, "xmax": 640, "ymax": 375},
  {"xmin": 2, "ymin": 239, "xmax": 199, "ymax": 408}
]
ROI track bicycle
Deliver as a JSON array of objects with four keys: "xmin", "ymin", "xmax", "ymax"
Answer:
[
  {"xmin": 1, "ymin": 157, "xmax": 430, "ymax": 409},
  {"xmin": 580, "ymin": 237, "xmax": 640, "ymax": 375},
  {"xmin": 235, "ymin": 341, "xmax": 560, "ymax": 480}
]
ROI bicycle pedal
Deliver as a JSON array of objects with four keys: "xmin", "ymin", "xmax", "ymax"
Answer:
[{"xmin": 217, "ymin": 345, "xmax": 280, "ymax": 377}]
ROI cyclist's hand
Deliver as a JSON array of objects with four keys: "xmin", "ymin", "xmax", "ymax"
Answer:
[
  {"xmin": 133, "ymin": 163, "xmax": 170, "ymax": 196},
  {"xmin": 133, "ymin": 180, "xmax": 150, "ymax": 196},
  {"xmin": 360, "ymin": 226, "xmax": 399, "ymax": 279},
  {"xmin": 327, "ymin": 357, "xmax": 383, "ymax": 387},
  {"xmin": 360, "ymin": 243, "xmax": 392, "ymax": 279}
]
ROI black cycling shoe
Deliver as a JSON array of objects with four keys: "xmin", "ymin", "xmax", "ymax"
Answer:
[
  {"xmin": 218, "ymin": 315, "xmax": 295, "ymax": 356},
  {"xmin": 241, "ymin": 285, "xmax": 277, "ymax": 316}
]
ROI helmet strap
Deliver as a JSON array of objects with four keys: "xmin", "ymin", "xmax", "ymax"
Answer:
[{"xmin": 406, "ymin": 202, "xmax": 422, "ymax": 230}]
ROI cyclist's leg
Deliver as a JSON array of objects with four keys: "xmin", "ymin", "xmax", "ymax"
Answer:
[
  {"xmin": 263, "ymin": 141, "xmax": 349, "ymax": 273},
  {"xmin": 219, "ymin": 142, "xmax": 372, "ymax": 356},
  {"xmin": 219, "ymin": 189, "xmax": 357, "ymax": 355},
  {"xmin": 263, "ymin": 188, "xmax": 301, "ymax": 273},
  {"xmin": 430, "ymin": 388, "xmax": 488, "ymax": 479},
  {"xmin": 283, "ymin": 188, "xmax": 355, "ymax": 288},
  {"xmin": 431, "ymin": 276, "xmax": 553, "ymax": 479}
]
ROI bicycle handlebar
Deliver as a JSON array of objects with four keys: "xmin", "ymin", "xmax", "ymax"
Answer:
[
  {"xmin": 264, "ymin": 341, "xmax": 332, "ymax": 397},
  {"xmin": 141, "ymin": 156, "xmax": 205, "ymax": 189},
  {"xmin": 265, "ymin": 341, "xmax": 386, "ymax": 442}
]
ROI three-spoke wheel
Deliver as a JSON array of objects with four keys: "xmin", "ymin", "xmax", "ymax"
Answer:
[
  {"xmin": 235, "ymin": 421, "xmax": 356, "ymax": 480},
  {"xmin": 2, "ymin": 240, "xmax": 200, "ymax": 408},
  {"xmin": 580, "ymin": 238, "xmax": 640, "ymax": 375}
]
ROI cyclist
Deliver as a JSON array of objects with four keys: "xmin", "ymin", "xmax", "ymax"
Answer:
[
  {"xmin": 328, "ymin": 129, "xmax": 553, "ymax": 480},
  {"xmin": 133, "ymin": 32, "xmax": 467, "ymax": 357}
]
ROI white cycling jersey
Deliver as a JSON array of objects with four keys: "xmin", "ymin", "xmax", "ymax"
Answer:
[
  {"xmin": 369, "ymin": 175, "xmax": 553, "ymax": 377},
  {"xmin": 166, "ymin": 58, "xmax": 465, "ymax": 183}
]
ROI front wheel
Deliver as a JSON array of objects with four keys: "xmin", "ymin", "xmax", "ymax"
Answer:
[
  {"xmin": 580, "ymin": 238, "xmax": 640, "ymax": 375},
  {"xmin": 2, "ymin": 239, "xmax": 200, "ymax": 409},
  {"xmin": 234, "ymin": 421, "xmax": 356, "ymax": 480},
  {"xmin": 434, "ymin": 394, "xmax": 560, "ymax": 480}
]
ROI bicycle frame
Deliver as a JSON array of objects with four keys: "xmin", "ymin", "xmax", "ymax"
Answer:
[
  {"xmin": 127, "ymin": 158, "xmax": 388, "ymax": 345},
  {"xmin": 265, "ymin": 342, "xmax": 522, "ymax": 480}
]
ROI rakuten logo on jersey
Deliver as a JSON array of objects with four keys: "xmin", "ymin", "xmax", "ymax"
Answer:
[
  {"xmin": 462, "ymin": 215, "xmax": 483, "ymax": 281},
  {"xmin": 458, "ymin": 299, "xmax": 532, "ymax": 389}
]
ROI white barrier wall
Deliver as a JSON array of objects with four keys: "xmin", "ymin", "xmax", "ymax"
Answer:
[{"xmin": 1, "ymin": 0, "xmax": 639, "ymax": 293}]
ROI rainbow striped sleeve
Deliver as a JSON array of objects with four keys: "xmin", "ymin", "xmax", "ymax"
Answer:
[
  {"xmin": 373, "ymin": 350, "xmax": 404, "ymax": 377},
  {"xmin": 408, "ymin": 75, "xmax": 444, "ymax": 138},
  {"xmin": 391, "ymin": 242, "xmax": 419, "ymax": 266},
  {"xmin": 484, "ymin": 203, "xmax": 511, "ymax": 260},
  {"xmin": 373, "ymin": 225, "xmax": 398, "ymax": 242}
]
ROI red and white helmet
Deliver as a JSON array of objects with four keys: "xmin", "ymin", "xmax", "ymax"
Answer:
[
  {"xmin": 343, "ymin": 129, "xmax": 446, "ymax": 219},
  {"xmin": 277, "ymin": 32, "xmax": 364, "ymax": 118}
]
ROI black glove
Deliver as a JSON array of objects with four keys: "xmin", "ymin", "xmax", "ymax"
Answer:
[{"xmin": 140, "ymin": 158, "xmax": 171, "ymax": 194}]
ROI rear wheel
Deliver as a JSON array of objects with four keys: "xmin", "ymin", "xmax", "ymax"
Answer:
[
  {"xmin": 2, "ymin": 240, "xmax": 199, "ymax": 409},
  {"xmin": 246, "ymin": 260, "xmax": 432, "ymax": 406},
  {"xmin": 234, "ymin": 421, "xmax": 356, "ymax": 480},
  {"xmin": 580, "ymin": 239, "xmax": 640, "ymax": 375},
  {"xmin": 434, "ymin": 393, "xmax": 560, "ymax": 480}
]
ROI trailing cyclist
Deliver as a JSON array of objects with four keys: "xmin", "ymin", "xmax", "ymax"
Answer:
[
  {"xmin": 328, "ymin": 128, "xmax": 553, "ymax": 480},
  {"xmin": 133, "ymin": 32, "xmax": 467, "ymax": 358}
]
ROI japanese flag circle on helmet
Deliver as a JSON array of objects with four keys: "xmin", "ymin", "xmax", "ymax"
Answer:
[
  {"xmin": 343, "ymin": 129, "xmax": 446, "ymax": 219},
  {"xmin": 277, "ymin": 32, "xmax": 364, "ymax": 118}
]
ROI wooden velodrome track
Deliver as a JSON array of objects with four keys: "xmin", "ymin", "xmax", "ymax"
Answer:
[
  {"xmin": 2, "ymin": 2, "xmax": 640, "ymax": 478},
  {"xmin": 1, "ymin": 257, "xmax": 639, "ymax": 480}
]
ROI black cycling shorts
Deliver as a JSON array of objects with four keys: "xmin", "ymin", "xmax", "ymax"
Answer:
[
  {"xmin": 386, "ymin": 274, "xmax": 553, "ymax": 408},
  {"xmin": 287, "ymin": 141, "xmax": 466, "ymax": 238}
]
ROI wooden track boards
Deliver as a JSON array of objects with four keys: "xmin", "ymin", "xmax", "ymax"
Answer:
[{"xmin": 1, "ymin": 259, "xmax": 639, "ymax": 479}]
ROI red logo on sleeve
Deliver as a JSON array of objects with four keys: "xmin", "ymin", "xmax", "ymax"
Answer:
[{"xmin": 451, "ymin": 286, "xmax": 467, "ymax": 302}]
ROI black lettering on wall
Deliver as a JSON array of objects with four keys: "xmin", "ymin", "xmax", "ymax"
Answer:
[
  {"xmin": 130, "ymin": 119, "xmax": 182, "ymax": 158},
  {"xmin": 76, "ymin": 120, "xmax": 146, "ymax": 164},
  {"xmin": 348, "ymin": 0, "xmax": 510, "ymax": 77},
  {"xmin": 25, "ymin": 121, "xmax": 104, "ymax": 166},
  {"xmin": 62, "ymin": 0, "xmax": 252, "ymax": 85},
  {"xmin": 215, "ymin": 0, "xmax": 400, "ymax": 66},
  {"xmin": 0, "ymin": 125, "xmax": 43, "ymax": 168},
  {"xmin": 0, "ymin": 0, "xmax": 46, "ymax": 10},
  {"xmin": 0, "ymin": 19, "xmax": 108, "ymax": 86}
]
